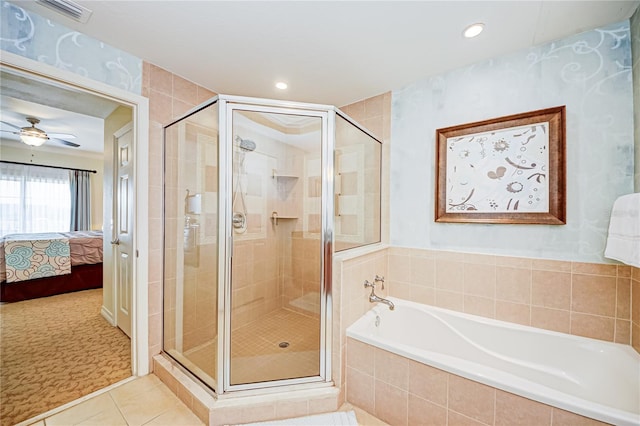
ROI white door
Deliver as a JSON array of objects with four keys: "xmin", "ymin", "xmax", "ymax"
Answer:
[{"xmin": 113, "ymin": 123, "xmax": 134, "ymax": 338}]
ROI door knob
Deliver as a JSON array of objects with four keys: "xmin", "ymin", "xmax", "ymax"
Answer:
[{"xmin": 111, "ymin": 238, "xmax": 120, "ymax": 245}]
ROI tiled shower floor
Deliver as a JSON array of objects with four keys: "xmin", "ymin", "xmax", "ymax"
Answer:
[{"xmin": 184, "ymin": 308, "xmax": 320, "ymax": 384}]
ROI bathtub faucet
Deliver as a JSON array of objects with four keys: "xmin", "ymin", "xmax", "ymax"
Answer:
[{"xmin": 364, "ymin": 277, "xmax": 395, "ymax": 310}]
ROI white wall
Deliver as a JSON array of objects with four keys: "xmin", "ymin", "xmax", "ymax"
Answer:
[
  {"xmin": 391, "ymin": 21, "xmax": 635, "ymax": 263},
  {"xmin": 0, "ymin": 142, "xmax": 104, "ymax": 230}
]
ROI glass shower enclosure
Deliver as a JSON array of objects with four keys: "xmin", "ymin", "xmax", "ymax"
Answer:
[{"xmin": 163, "ymin": 95, "xmax": 381, "ymax": 394}]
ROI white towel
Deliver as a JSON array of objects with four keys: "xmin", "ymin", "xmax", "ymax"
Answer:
[{"xmin": 604, "ymin": 193, "xmax": 640, "ymax": 268}]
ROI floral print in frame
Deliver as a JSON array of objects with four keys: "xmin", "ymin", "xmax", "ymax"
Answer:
[{"xmin": 435, "ymin": 107, "xmax": 566, "ymax": 224}]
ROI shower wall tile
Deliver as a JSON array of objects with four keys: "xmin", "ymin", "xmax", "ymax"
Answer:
[{"xmin": 340, "ymin": 92, "xmax": 391, "ymax": 245}]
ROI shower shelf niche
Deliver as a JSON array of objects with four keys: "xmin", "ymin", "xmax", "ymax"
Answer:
[
  {"xmin": 272, "ymin": 171, "xmax": 299, "ymax": 200},
  {"xmin": 272, "ymin": 173, "xmax": 299, "ymax": 180},
  {"xmin": 271, "ymin": 212, "xmax": 298, "ymax": 226}
]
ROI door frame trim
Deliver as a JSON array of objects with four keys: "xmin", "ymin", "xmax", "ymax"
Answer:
[{"xmin": 1, "ymin": 51, "xmax": 150, "ymax": 376}]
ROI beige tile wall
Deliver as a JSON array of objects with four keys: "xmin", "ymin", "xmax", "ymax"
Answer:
[
  {"xmin": 340, "ymin": 92, "xmax": 392, "ymax": 244},
  {"xmin": 231, "ymin": 237, "xmax": 280, "ymax": 329},
  {"xmin": 633, "ymin": 267, "xmax": 640, "ymax": 353},
  {"xmin": 386, "ymin": 247, "xmax": 633, "ymax": 345},
  {"xmin": 288, "ymin": 233, "xmax": 321, "ymax": 314},
  {"xmin": 142, "ymin": 62, "xmax": 217, "ymax": 366},
  {"xmin": 333, "ymin": 244, "xmax": 389, "ymax": 404},
  {"xmin": 346, "ymin": 338, "xmax": 610, "ymax": 426}
]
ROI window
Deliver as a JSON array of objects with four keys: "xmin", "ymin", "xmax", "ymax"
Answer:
[{"xmin": 0, "ymin": 163, "xmax": 71, "ymax": 236}]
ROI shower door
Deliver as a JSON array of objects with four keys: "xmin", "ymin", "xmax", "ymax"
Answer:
[
  {"xmin": 225, "ymin": 104, "xmax": 328, "ymax": 389},
  {"xmin": 163, "ymin": 101, "xmax": 220, "ymax": 390}
]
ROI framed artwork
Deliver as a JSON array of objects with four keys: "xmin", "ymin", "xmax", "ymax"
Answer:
[{"xmin": 435, "ymin": 106, "xmax": 566, "ymax": 224}]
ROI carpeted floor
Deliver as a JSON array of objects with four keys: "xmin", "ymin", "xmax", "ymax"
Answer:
[{"xmin": 0, "ymin": 289, "xmax": 131, "ymax": 425}]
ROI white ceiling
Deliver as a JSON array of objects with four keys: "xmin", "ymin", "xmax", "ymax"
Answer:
[
  {"xmin": 16, "ymin": 0, "xmax": 640, "ymax": 106},
  {"xmin": 0, "ymin": 96, "xmax": 106, "ymax": 153},
  {"xmin": 1, "ymin": 0, "xmax": 638, "ymax": 155},
  {"xmin": 0, "ymin": 69, "xmax": 120, "ymax": 153}
]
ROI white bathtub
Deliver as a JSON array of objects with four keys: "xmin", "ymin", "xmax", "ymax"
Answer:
[{"xmin": 346, "ymin": 298, "xmax": 640, "ymax": 426}]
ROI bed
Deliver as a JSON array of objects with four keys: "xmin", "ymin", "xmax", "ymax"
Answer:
[{"xmin": 0, "ymin": 230, "xmax": 103, "ymax": 302}]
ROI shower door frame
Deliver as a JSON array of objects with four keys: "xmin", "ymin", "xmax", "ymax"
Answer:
[{"xmin": 218, "ymin": 96, "xmax": 335, "ymax": 394}]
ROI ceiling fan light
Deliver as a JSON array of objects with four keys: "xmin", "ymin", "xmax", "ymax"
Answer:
[
  {"xmin": 463, "ymin": 23, "xmax": 485, "ymax": 38},
  {"xmin": 20, "ymin": 134, "xmax": 47, "ymax": 146}
]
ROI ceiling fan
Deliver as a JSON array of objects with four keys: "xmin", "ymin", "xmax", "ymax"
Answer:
[{"xmin": 0, "ymin": 116, "xmax": 80, "ymax": 148}]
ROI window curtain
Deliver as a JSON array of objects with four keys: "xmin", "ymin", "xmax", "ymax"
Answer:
[
  {"xmin": 0, "ymin": 162, "xmax": 71, "ymax": 235},
  {"xmin": 69, "ymin": 170, "xmax": 91, "ymax": 231}
]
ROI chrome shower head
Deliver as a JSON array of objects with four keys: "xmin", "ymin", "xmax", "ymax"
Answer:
[{"xmin": 235, "ymin": 135, "xmax": 256, "ymax": 152}]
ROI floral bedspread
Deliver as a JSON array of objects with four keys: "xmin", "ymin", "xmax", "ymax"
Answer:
[{"xmin": 3, "ymin": 233, "xmax": 71, "ymax": 283}]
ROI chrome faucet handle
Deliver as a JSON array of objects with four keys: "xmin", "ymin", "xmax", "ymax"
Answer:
[
  {"xmin": 364, "ymin": 279, "xmax": 375, "ymax": 288},
  {"xmin": 375, "ymin": 275, "xmax": 385, "ymax": 290}
]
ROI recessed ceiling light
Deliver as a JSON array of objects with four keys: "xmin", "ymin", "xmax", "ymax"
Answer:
[
  {"xmin": 275, "ymin": 81, "xmax": 288, "ymax": 90},
  {"xmin": 463, "ymin": 23, "xmax": 484, "ymax": 38}
]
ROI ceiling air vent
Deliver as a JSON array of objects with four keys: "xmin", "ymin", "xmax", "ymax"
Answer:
[{"xmin": 35, "ymin": 0, "xmax": 93, "ymax": 24}]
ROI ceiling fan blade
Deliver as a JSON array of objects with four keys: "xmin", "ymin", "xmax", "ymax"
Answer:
[
  {"xmin": 51, "ymin": 138, "xmax": 81, "ymax": 148},
  {"xmin": 0, "ymin": 129, "xmax": 20, "ymax": 135},
  {"xmin": 47, "ymin": 132, "xmax": 77, "ymax": 139},
  {"xmin": 0, "ymin": 121, "xmax": 21, "ymax": 131}
]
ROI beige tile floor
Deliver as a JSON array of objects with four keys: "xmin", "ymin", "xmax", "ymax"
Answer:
[
  {"xmin": 26, "ymin": 375, "xmax": 203, "ymax": 426},
  {"xmin": 24, "ymin": 375, "xmax": 387, "ymax": 426}
]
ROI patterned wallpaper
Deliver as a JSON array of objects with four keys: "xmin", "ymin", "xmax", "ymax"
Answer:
[
  {"xmin": 391, "ymin": 21, "xmax": 634, "ymax": 263},
  {"xmin": 1, "ymin": 1, "xmax": 141, "ymax": 93},
  {"xmin": 632, "ymin": 9, "xmax": 640, "ymax": 191}
]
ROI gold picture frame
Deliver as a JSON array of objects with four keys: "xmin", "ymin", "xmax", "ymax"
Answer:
[{"xmin": 435, "ymin": 106, "xmax": 566, "ymax": 224}]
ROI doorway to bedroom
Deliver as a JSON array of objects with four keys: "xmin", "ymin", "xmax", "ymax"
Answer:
[{"xmin": 0, "ymin": 60, "xmax": 145, "ymax": 425}]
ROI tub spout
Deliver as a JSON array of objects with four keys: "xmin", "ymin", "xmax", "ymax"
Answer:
[
  {"xmin": 370, "ymin": 293, "xmax": 395, "ymax": 310},
  {"xmin": 364, "ymin": 279, "xmax": 395, "ymax": 310}
]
